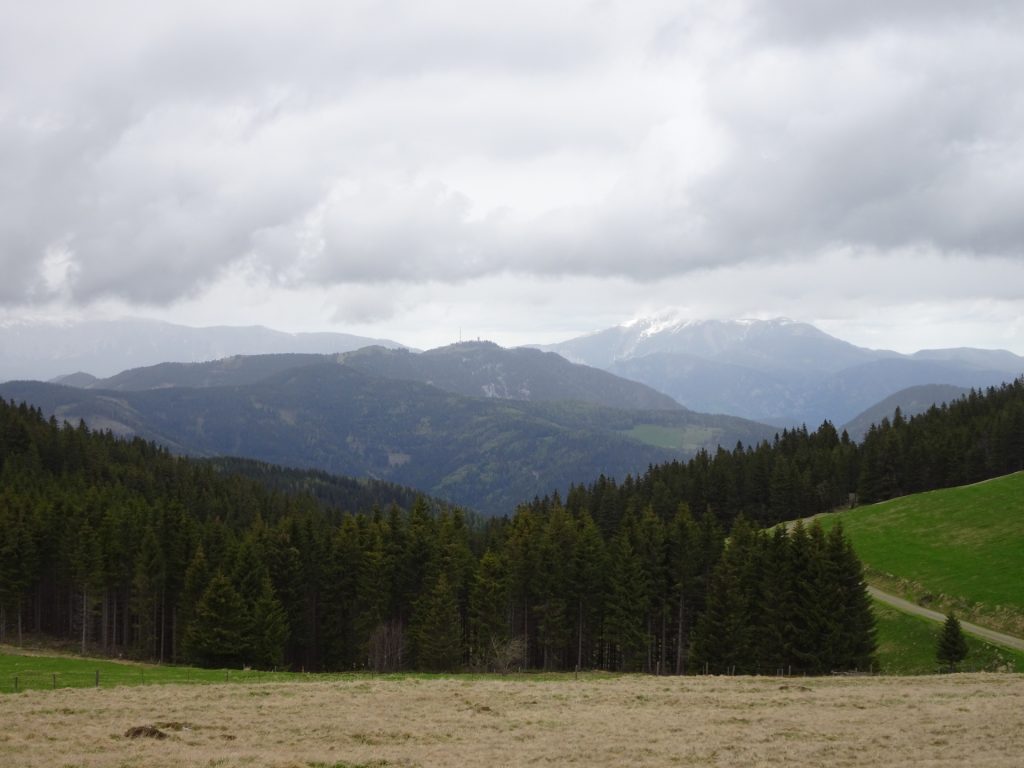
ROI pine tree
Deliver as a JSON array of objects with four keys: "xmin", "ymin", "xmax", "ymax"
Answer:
[
  {"xmin": 250, "ymin": 577, "xmax": 289, "ymax": 670},
  {"xmin": 571, "ymin": 509, "xmax": 606, "ymax": 671},
  {"xmin": 536, "ymin": 503, "xmax": 575, "ymax": 669},
  {"xmin": 182, "ymin": 572, "xmax": 251, "ymax": 668},
  {"xmin": 936, "ymin": 613, "xmax": 968, "ymax": 672},
  {"xmin": 469, "ymin": 550, "xmax": 510, "ymax": 669},
  {"xmin": 824, "ymin": 523, "xmax": 877, "ymax": 671},
  {"xmin": 689, "ymin": 518, "xmax": 757, "ymax": 674},
  {"xmin": 603, "ymin": 528, "xmax": 647, "ymax": 671},
  {"xmin": 410, "ymin": 572, "xmax": 462, "ymax": 671}
]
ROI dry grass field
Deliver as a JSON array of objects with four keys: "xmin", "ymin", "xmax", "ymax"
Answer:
[{"xmin": 2, "ymin": 673, "xmax": 1022, "ymax": 767}]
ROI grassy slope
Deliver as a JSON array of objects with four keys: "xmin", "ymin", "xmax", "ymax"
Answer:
[
  {"xmin": 816, "ymin": 472, "xmax": 1024, "ymax": 636},
  {"xmin": 0, "ymin": 648, "xmax": 306, "ymax": 693},
  {"xmin": 873, "ymin": 601, "xmax": 1023, "ymax": 674},
  {"xmin": 0, "ymin": 647, "xmax": 611, "ymax": 694}
]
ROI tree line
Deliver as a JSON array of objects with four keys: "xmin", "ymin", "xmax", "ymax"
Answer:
[{"xmin": 0, "ymin": 378, "xmax": 1020, "ymax": 673}]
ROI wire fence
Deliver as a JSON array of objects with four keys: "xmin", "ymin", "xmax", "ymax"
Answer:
[
  {"xmin": 1, "ymin": 660, "xmax": 1011, "ymax": 694},
  {"xmin": 1, "ymin": 667, "xmax": 295, "ymax": 694}
]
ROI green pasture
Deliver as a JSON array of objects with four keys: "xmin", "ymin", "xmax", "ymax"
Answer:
[
  {"xmin": 622, "ymin": 424, "xmax": 716, "ymax": 453},
  {"xmin": 0, "ymin": 649, "xmax": 625, "ymax": 694},
  {"xmin": 816, "ymin": 472, "xmax": 1024, "ymax": 634},
  {"xmin": 872, "ymin": 601, "xmax": 1023, "ymax": 674},
  {"xmin": 0, "ymin": 650, "xmax": 307, "ymax": 693}
]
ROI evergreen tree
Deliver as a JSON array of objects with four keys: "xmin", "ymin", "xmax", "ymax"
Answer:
[
  {"xmin": 936, "ymin": 613, "xmax": 969, "ymax": 672},
  {"xmin": 689, "ymin": 518, "xmax": 757, "ymax": 674},
  {"xmin": 666, "ymin": 505, "xmax": 699, "ymax": 674},
  {"xmin": 470, "ymin": 550, "xmax": 511, "ymax": 669},
  {"xmin": 182, "ymin": 572, "xmax": 251, "ymax": 668},
  {"xmin": 410, "ymin": 572, "xmax": 462, "ymax": 671},
  {"xmin": 250, "ymin": 577, "xmax": 289, "ymax": 669},
  {"xmin": 824, "ymin": 523, "xmax": 877, "ymax": 671},
  {"xmin": 131, "ymin": 525, "xmax": 165, "ymax": 659},
  {"xmin": 178, "ymin": 544, "xmax": 211, "ymax": 655},
  {"xmin": 536, "ymin": 503, "xmax": 575, "ymax": 669},
  {"xmin": 603, "ymin": 528, "xmax": 647, "ymax": 671},
  {"xmin": 756, "ymin": 524, "xmax": 795, "ymax": 673},
  {"xmin": 571, "ymin": 509, "xmax": 606, "ymax": 670}
]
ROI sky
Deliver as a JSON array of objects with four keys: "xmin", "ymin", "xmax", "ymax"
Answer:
[{"xmin": 2, "ymin": 0, "xmax": 1024, "ymax": 354}]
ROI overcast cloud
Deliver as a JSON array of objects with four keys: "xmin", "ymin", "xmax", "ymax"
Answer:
[{"xmin": 2, "ymin": 1, "xmax": 1023, "ymax": 352}]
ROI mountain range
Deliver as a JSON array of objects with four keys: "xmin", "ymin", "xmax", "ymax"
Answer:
[
  {"xmin": 0, "ymin": 318, "xmax": 406, "ymax": 382},
  {"xmin": 0, "ymin": 343, "xmax": 773, "ymax": 515},
  {"xmin": 5, "ymin": 316, "xmax": 1019, "ymax": 432},
  {"xmin": 2, "ymin": 315, "xmax": 1019, "ymax": 514},
  {"xmin": 540, "ymin": 317, "xmax": 1023, "ymax": 426}
]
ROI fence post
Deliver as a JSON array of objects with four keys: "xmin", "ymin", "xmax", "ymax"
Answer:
[
  {"xmin": 52, "ymin": 673, "xmax": 56, "ymax": 690},
  {"xmin": 14, "ymin": 676, "xmax": 18, "ymax": 693},
  {"xmin": 95, "ymin": 670, "xmax": 100, "ymax": 688}
]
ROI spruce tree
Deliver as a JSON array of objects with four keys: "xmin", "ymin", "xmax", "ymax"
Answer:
[
  {"xmin": 689, "ymin": 518, "xmax": 757, "ymax": 674},
  {"xmin": 603, "ymin": 528, "xmax": 647, "ymax": 671},
  {"xmin": 182, "ymin": 572, "xmax": 250, "ymax": 668},
  {"xmin": 410, "ymin": 572, "xmax": 462, "ymax": 671},
  {"xmin": 250, "ymin": 577, "xmax": 289, "ymax": 670},
  {"xmin": 470, "ymin": 550, "xmax": 511, "ymax": 668},
  {"xmin": 936, "ymin": 613, "xmax": 968, "ymax": 672},
  {"xmin": 536, "ymin": 503, "xmax": 575, "ymax": 669},
  {"xmin": 571, "ymin": 509, "xmax": 606, "ymax": 671},
  {"xmin": 824, "ymin": 523, "xmax": 877, "ymax": 671}
]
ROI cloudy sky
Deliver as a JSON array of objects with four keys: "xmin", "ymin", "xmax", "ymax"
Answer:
[{"xmin": 3, "ymin": 0, "xmax": 1023, "ymax": 353}]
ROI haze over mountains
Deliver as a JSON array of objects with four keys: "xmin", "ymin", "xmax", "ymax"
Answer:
[
  {"xmin": 0, "ymin": 318, "xmax": 407, "ymax": 382},
  {"xmin": 540, "ymin": 317, "xmax": 1024, "ymax": 427},
  {"xmin": 3, "ymin": 315, "xmax": 1019, "ymax": 433}
]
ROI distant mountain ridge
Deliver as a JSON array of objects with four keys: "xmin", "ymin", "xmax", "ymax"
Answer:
[
  {"xmin": 541, "ymin": 316, "xmax": 1024, "ymax": 427},
  {"xmin": 841, "ymin": 384, "xmax": 971, "ymax": 442},
  {"xmin": 0, "ymin": 318, "xmax": 407, "ymax": 382},
  {"xmin": 50, "ymin": 342, "xmax": 682, "ymax": 412},
  {"xmin": 0, "ymin": 347, "xmax": 773, "ymax": 515}
]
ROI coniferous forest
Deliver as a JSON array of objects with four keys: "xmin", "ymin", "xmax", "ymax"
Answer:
[{"xmin": 0, "ymin": 378, "xmax": 1022, "ymax": 674}]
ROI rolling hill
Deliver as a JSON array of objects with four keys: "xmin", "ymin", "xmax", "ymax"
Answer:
[{"xmin": 63, "ymin": 341, "xmax": 682, "ymax": 412}]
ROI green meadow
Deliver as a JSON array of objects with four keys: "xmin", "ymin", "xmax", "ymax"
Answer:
[
  {"xmin": 5, "ymin": 606, "xmax": 1021, "ymax": 692},
  {"xmin": 872, "ymin": 601, "xmax": 1023, "ymax": 674},
  {"xmin": 816, "ymin": 472, "xmax": 1024, "ymax": 636},
  {"xmin": 0, "ymin": 648, "xmax": 618, "ymax": 694},
  {"xmin": 0, "ymin": 649, "xmax": 306, "ymax": 693}
]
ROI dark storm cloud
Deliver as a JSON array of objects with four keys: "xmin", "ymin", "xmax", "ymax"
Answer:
[{"xmin": 2, "ymin": 1, "xmax": 1022, "ymax": 309}]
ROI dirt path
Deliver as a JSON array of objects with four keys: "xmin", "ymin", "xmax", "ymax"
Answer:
[{"xmin": 867, "ymin": 585, "xmax": 1024, "ymax": 651}]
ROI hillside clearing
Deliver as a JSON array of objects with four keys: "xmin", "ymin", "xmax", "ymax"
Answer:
[{"xmin": 2, "ymin": 674, "xmax": 1022, "ymax": 767}]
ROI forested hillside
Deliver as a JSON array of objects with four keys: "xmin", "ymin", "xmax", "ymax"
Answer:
[
  {"xmin": 0, "ymin": 361, "xmax": 771, "ymax": 515},
  {"xmin": 0, "ymin": 398, "xmax": 873, "ymax": 674},
  {"xmin": 0, "ymin": 378, "xmax": 1019, "ymax": 674},
  {"xmin": 569, "ymin": 377, "xmax": 1024, "ymax": 531}
]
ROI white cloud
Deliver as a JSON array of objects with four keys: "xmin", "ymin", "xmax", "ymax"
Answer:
[{"xmin": 1, "ymin": 1, "xmax": 1022, "ymax": 353}]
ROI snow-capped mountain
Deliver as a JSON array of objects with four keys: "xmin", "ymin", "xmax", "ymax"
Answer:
[{"xmin": 540, "ymin": 316, "xmax": 1023, "ymax": 427}]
